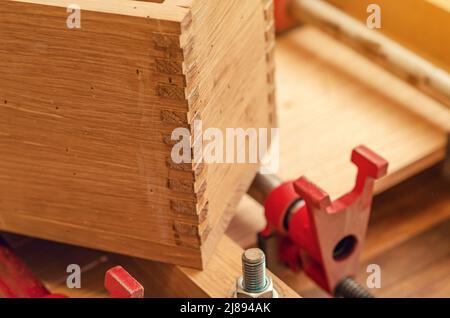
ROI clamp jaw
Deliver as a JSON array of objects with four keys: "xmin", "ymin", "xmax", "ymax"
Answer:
[{"xmin": 260, "ymin": 146, "xmax": 388, "ymax": 294}]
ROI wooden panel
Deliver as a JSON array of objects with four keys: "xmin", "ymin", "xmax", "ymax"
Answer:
[
  {"xmin": 0, "ymin": 0, "xmax": 274, "ymax": 268},
  {"xmin": 228, "ymin": 26, "xmax": 449, "ymax": 255},
  {"xmin": 276, "ymin": 27, "xmax": 448, "ymax": 198},
  {"xmin": 327, "ymin": 0, "xmax": 450, "ymax": 74},
  {"xmin": 292, "ymin": 0, "xmax": 450, "ymax": 113},
  {"xmin": 130, "ymin": 236, "xmax": 299, "ymax": 298},
  {"xmin": 175, "ymin": 0, "xmax": 277, "ymax": 266},
  {"xmin": 6, "ymin": 234, "xmax": 299, "ymax": 298},
  {"xmin": 359, "ymin": 218, "xmax": 450, "ymax": 297}
]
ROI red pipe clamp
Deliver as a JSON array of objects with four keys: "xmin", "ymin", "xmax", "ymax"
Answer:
[
  {"xmin": 0, "ymin": 238, "xmax": 50, "ymax": 298},
  {"xmin": 261, "ymin": 146, "xmax": 388, "ymax": 293},
  {"xmin": 0, "ymin": 238, "xmax": 143, "ymax": 298},
  {"xmin": 274, "ymin": 0, "xmax": 298, "ymax": 32}
]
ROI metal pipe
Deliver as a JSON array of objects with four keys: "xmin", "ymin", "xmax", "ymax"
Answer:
[
  {"xmin": 289, "ymin": 0, "xmax": 450, "ymax": 109},
  {"xmin": 248, "ymin": 173, "xmax": 283, "ymax": 205}
]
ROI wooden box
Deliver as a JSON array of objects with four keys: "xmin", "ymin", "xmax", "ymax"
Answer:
[{"xmin": 0, "ymin": 0, "xmax": 276, "ymax": 268}]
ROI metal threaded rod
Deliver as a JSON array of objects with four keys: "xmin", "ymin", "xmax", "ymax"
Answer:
[
  {"xmin": 248, "ymin": 174, "xmax": 282, "ymax": 205},
  {"xmin": 242, "ymin": 248, "xmax": 267, "ymax": 293},
  {"xmin": 334, "ymin": 277, "xmax": 375, "ymax": 298}
]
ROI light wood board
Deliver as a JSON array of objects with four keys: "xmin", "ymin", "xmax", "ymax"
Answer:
[
  {"xmin": 228, "ymin": 26, "xmax": 449, "ymax": 246},
  {"xmin": 276, "ymin": 27, "xmax": 448, "ymax": 197},
  {"xmin": 327, "ymin": 0, "xmax": 450, "ymax": 74},
  {"xmin": 6, "ymin": 234, "xmax": 299, "ymax": 298},
  {"xmin": 0, "ymin": 0, "xmax": 275, "ymax": 268}
]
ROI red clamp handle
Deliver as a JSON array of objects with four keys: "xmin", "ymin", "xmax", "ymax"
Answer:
[{"xmin": 105, "ymin": 266, "xmax": 144, "ymax": 298}]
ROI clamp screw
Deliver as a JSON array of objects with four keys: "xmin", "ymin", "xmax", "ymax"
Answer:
[
  {"xmin": 334, "ymin": 277, "xmax": 374, "ymax": 298},
  {"xmin": 236, "ymin": 248, "xmax": 278, "ymax": 298},
  {"xmin": 242, "ymin": 248, "xmax": 267, "ymax": 292}
]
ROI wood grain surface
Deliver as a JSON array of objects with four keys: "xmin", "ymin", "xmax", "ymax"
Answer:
[
  {"xmin": 327, "ymin": 0, "xmax": 450, "ymax": 73},
  {"xmin": 5, "ymin": 234, "xmax": 299, "ymax": 298},
  {"xmin": 2, "ymin": 9, "xmax": 449, "ymax": 298},
  {"xmin": 0, "ymin": 0, "xmax": 275, "ymax": 268},
  {"xmin": 275, "ymin": 27, "xmax": 448, "ymax": 198}
]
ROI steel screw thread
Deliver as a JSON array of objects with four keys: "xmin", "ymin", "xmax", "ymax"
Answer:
[
  {"xmin": 334, "ymin": 277, "xmax": 375, "ymax": 298},
  {"xmin": 242, "ymin": 248, "xmax": 267, "ymax": 293}
]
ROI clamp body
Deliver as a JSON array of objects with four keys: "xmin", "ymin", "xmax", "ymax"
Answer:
[{"xmin": 260, "ymin": 146, "xmax": 388, "ymax": 293}]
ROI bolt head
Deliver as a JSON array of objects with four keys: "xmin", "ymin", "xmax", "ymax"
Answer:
[{"xmin": 235, "ymin": 276, "xmax": 278, "ymax": 298}]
